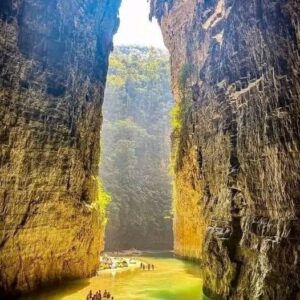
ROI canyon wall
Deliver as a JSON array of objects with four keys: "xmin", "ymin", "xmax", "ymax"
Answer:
[
  {"xmin": 151, "ymin": 0, "xmax": 300, "ymax": 299},
  {"xmin": 0, "ymin": 0, "xmax": 120, "ymax": 297}
]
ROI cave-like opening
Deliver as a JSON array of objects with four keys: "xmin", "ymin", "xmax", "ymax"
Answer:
[{"xmin": 100, "ymin": 0, "xmax": 174, "ymax": 252}]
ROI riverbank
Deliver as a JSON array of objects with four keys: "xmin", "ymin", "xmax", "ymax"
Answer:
[{"xmin": 98, "ymin": 255, "xmax": 142, "ymax": 274}]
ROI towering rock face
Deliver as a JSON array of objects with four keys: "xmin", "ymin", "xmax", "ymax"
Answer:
[
  {"xmin": 0, "ymin": 0, "xmax": 120, "ymax": 297},
  {"xmin": 151, "ymin": 0, "xmax": 300, "ymax": 299}
]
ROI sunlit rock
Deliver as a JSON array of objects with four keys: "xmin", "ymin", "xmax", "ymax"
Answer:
[
  {"xmin": 151, "ymin": 0, "xmax": 300, "ymax": 298},
  {"xmin": 0, "ymin": 0, "xmax": 120, "ymax": 297}
]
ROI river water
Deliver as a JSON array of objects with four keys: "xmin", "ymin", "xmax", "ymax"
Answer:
[{"xmin": 21, "ymin": 252, "xmax": 209, "ymax": 300}]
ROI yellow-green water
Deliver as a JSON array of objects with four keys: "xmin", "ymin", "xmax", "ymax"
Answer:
[{"xmin": 21, "ymin": 252, "xmax": 209, "ymax": 300}]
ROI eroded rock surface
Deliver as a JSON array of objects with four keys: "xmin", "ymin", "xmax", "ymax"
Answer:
[
  {"xmin": 151, "ymin": 0, "xmax": 300, "ymax": 299},
  {"xmin": 0, "ymin": 0, "xmax": 120, "ymax": 297}
]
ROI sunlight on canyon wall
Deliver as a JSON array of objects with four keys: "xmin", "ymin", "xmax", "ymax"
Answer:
[
  {"xmin": 0, "ymin": 0, "xmax": 120, "ymax": 296},
  {"xmin": 151, "ymin": 0, "xmax": 300, "ymax": 298}
]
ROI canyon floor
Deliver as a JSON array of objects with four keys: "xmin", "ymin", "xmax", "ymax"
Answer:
[{"xmin": 19, "ymin": 252, "xmax": 209, "ymax": 300}]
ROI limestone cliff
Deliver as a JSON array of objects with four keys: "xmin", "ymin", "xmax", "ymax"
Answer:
[
  {"xmin": 0, "ymin": 0, "xmax": 120, "ymax": 297},
  {"xmin": 151, "ymin": 0, "xmax": 300, "ymax": 299}
]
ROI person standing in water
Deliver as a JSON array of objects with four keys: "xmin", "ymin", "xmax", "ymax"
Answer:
[{"xmin": 87, "ymin": 290, "xmax": 93, "ymax": 300}]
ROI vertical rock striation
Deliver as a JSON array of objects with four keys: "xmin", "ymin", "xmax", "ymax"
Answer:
[
  {"xmin": 151, "ymin": 0, "xmax": 300, "ymax": 299},
  {"xmin": 0, "ymin": 0, "xmax": 120, "ymax": 297}
]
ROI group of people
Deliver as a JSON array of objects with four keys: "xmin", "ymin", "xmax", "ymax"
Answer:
[
  {"xmin": 140, "ymin": 263, "xmax": 155, "ymax": 271},
  {"xmin": 86, "ymin": 261, "xmax": 154, "ymax": 299},
  {"xmin": 86, "ymin": 289, "xmax": 114, "ymax": 300}
]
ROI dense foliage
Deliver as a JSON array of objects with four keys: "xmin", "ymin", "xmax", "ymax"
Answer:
[{"xmin": 100, "ymin": 46, "xmax": 173, "ymax": 250}]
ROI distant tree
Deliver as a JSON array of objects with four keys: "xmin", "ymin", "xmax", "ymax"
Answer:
[{"xmin": 100, "ymin": 46, "xmax": 173, "ymax": 250}]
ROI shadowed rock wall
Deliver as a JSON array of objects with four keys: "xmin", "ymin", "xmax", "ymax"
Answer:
[
  {"xmin": 0, "ymin": 0, "xmax": 120, "ymax": 297},
  {"xmin": 151, "ymin": 0, "xmax": 300, "ymax": 299}
]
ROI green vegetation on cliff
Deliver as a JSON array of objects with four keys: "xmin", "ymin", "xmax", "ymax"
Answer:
[
  {"xmin": 101, "ymin": 46, "xmax": 173, "ymax": 250},
  {"xmin": 95, "ymin": 179, "xmax": 112, "ymax": 225}
]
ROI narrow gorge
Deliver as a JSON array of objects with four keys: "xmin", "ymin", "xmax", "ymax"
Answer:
[
  {"xmin": 150, "ymin": 0, "xmax": 300, "ymax": 299},
  {"xmin": 101, "ymin": 46, "xmax": 173, "ymax": 251},
  {"xmin": 0, "ymin": 0, "xmax": 299, "ymax": 299}
]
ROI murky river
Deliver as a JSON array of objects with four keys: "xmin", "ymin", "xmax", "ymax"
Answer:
[{"xmin": 21, "ymin": 252, "xmax": 209, "ymax": 300}]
